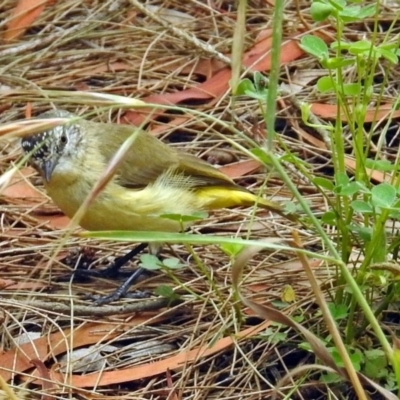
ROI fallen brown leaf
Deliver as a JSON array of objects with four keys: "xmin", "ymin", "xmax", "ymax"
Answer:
[{"xmin": 3, "ymin": 0, "xmax": 53, "ymax": 41}]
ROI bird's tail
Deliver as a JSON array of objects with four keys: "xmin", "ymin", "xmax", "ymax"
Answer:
[{"xmin": 196, "ymin": 186, "xmax": 298, "ymax": 222}]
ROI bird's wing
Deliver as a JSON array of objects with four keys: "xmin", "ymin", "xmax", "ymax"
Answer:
[
  {"xmin": 96, "ymin": 122, "xmax": 180, "ymax": 188},
  {"xmin": 93, "ymin": 122, "xmax": 293, "ymax": 217},
  {"xmin": 95, "ymin": 121, "xmax": 249, "ymax": 192},
  {"xmin": 175, "ymin": 152, "xmax": 244, "ymax": 189}
]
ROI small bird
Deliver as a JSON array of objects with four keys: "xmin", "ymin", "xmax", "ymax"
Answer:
[{"xmin": 21, "ymin": 110, "xmax": 296, "ymax": 302}]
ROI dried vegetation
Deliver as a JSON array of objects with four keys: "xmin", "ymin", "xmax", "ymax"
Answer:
[{"xmin": 0, "ymin": 0, "xmax": 399, "ymax": 399}]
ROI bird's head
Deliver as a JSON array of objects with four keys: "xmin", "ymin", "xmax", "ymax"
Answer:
[{"xmin": 21, "ymin": 110, "xmax": 84, "ymax": 183}]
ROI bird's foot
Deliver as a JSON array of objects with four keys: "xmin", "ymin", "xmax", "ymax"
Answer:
[
  {"xmin": 89, "ymin": 267, "xmax": 149, "ymax": 305},
  {"xmin": 57, "ymin": 244, "xmax": 155, "ymax": 305},
  {"xmin": 57, "ymin": 243, "xmax": 149, "ymax": 282}
]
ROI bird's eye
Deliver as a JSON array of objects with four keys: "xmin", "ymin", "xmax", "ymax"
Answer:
[{"xmin": 60, "ymin": 133, "xmax": 68, "ymax": 144}]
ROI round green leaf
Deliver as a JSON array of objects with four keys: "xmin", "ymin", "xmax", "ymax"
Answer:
[
  {"xmin": 310, "ymin": 2, "xmax": 334, "ymax": 21},
  {"xmin": 371, "ymin": 183, "xmax": 397, "ymax": 208},
  {"xmin": 313, "ymin": 177, "xmax": 334, "ymax": 191},
  {"xmin": 300, "ymin": 35, "xmax": 329, "ymax": 59},
  {"xmin": 351, "ymin": 200, "xmax": 373, "ymax": 214}
]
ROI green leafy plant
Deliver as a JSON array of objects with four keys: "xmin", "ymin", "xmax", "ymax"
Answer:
[{"xmin": 296, "ymin": 0, "xmax": 400, "ymax": 393}]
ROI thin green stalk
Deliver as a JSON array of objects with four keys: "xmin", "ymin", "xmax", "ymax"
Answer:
[
  {"xmin": 230, "ymin": 0, "xmax": 247, "ymax": 94},
  {"xmin": 265, "ymin": 0, "xmax": 284, "ymax": 150},
  {"xmin": 330, "ymin": 18, "xmax": 351, "ymax": 305},
  {"xmin": 266, "ymin": 154, "xmax": 394, "ymax": 367}
]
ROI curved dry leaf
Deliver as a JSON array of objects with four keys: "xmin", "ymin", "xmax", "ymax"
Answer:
[
  {"xmin": 311, "ymin": 103, "xmax": 400, "ymax": 123},
  {"xmin": 0, "ymin": 320, "xmax": 164, "ymax": 382},
  {"xmin": 58, "ymin": 346, "xmax": 108, "ymax": 373},
  {"xmin": 32, "ymin": 321, "xmax": 272, "ymax": 387},
  {"xmin": 3, "ymin": 0, "xmax": 51, "ymax": 42}
]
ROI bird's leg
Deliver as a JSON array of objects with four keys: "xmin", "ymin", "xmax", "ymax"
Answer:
[
  {"xmin": 70, "ymin": 242, "xmax": 148, "ymax": 280},
  {"xmin": 90, "ymin": 242, "xmax": 163, "ymax": 305},
  {"xmin": 93, "ymin": 267, "xmax": 149, "ymax": 305},
  {"xmin": 95, "ymin": 242, "xmax": 149, "ymax": 278},
  {"xmin": 60, "ymin": 242, "xmax": 151, "ymax": 305}
]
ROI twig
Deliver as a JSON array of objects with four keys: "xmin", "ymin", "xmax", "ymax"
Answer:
[
  {"xmin": 0, "ymin": 297, "xmax": 180, "ymax": 316},
  {"xmin": 0, "ymin": 23, "xmax": 86, "ymax": 59}
]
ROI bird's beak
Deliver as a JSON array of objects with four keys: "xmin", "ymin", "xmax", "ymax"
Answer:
[{"xmin": 42, "ymin": 159, "xmax": 56, "ymax": 182}]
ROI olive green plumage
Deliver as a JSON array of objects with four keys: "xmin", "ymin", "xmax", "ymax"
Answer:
[{"xmin": 21, "ymin": 110, "xmax": 296, "ymax": 236}]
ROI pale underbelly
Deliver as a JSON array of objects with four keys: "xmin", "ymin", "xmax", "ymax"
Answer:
[
  {"xmin": 46, "ymin": 180, "xmax": 200, "ymax": 232},
  {"xmin": 78, "ymin": 205, "xmax": 183, "ymax": 232}
]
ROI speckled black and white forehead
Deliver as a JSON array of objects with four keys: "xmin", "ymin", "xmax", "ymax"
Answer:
[{"xmin": 21, "ymin": 110, "xmax": 78, "ymax": 161}]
